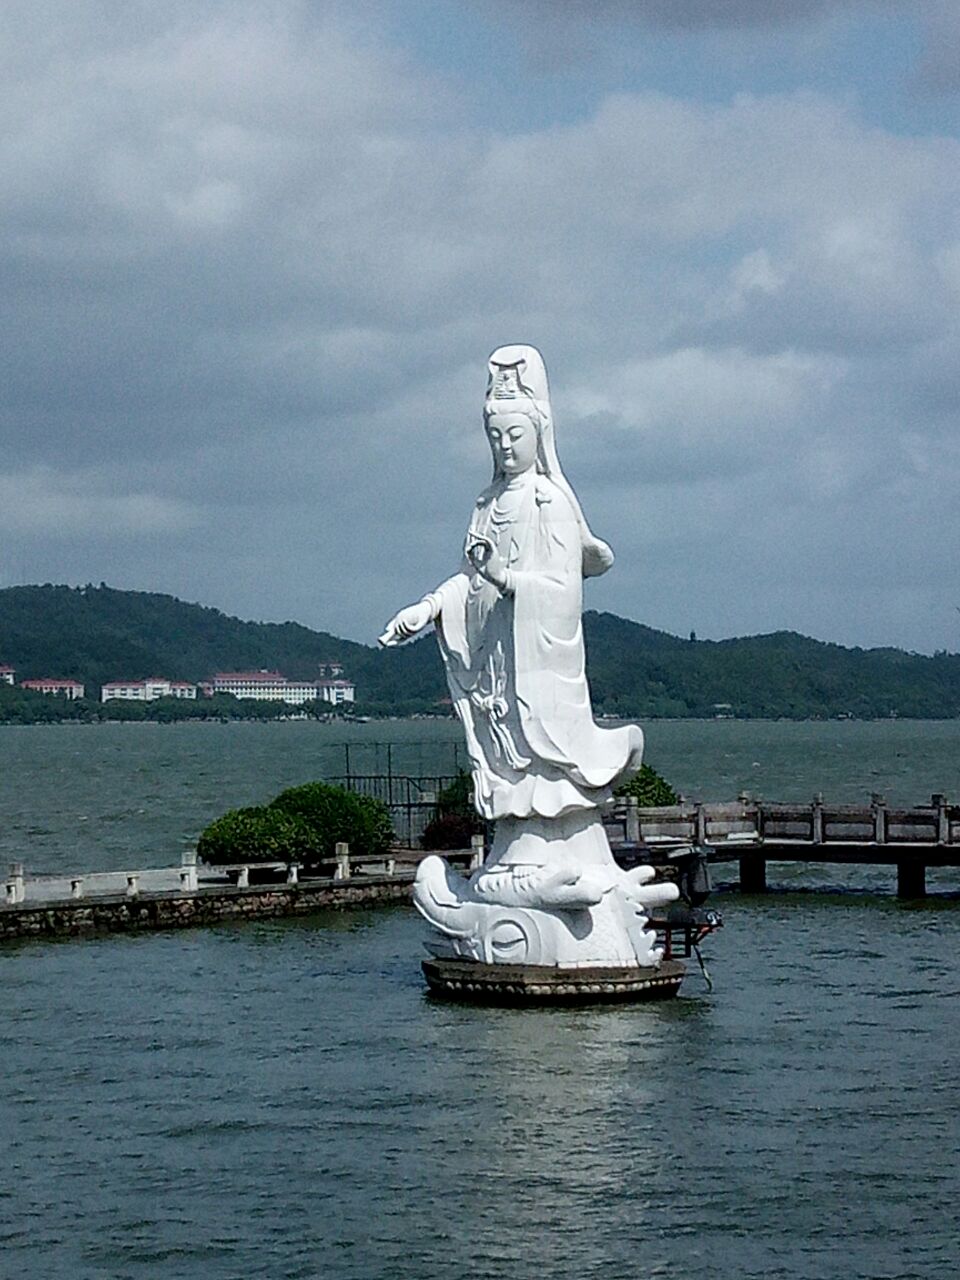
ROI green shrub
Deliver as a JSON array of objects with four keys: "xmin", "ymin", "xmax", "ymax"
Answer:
[
  {"xmin": 421, "ymin": 769, "xmax": 484, "ymax": 849},
  {"xmin": 198, "ymin": 782, "xmax": 395, "ymax": 867},
  {"xmin": 435, "ymin": 770, "xmax": 474, "ymax": 816},
  {"xmin": 614, "ymin": 763, "xmax": 679, "ymax": 807},
  {"xmin": 269, "ymin": 781, "xmax": 394, "ymax": 860},
  {"xmin": 422, "ymin": 812, "xmax": 480, "ymax": 851},
  {"xmin": 197, "ymin": 806, "xmax": 315, "ymax": 865}
]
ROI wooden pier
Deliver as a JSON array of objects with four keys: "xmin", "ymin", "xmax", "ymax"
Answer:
[{"xmin": 610, "ymin": 793, "xmax": 960, "ymax": 898}]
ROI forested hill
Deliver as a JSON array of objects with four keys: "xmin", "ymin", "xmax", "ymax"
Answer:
[
  {"xmin": 1, "ymin": 585, "xmax": 959, "ymax": 719},
  {"xmin": 583, "ymin": 612, "xmax": 960, "ymax": 719},
  {"xmin": 0, "ymin": 585, "xmax": 443, "ymax": 713}
]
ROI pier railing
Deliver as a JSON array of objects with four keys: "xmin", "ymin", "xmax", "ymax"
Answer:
[
  {"xmin": 607, "ymin": 793, "xmax": 960, "ymax": 850},
  {"xmin": 326, "ymin": 775, "xmax": 960, "ymax": 896},
  {"xmin": 606, "ymin": 793, "xmax": 960, "ymax": 897}
]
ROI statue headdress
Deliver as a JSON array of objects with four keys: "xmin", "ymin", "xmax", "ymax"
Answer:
[{"xmin": 484, "ymin": 344, "xmax": 614, "ymax": 578}]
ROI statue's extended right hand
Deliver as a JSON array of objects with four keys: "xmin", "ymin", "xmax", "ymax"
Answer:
[{"xmin": 378, "ymin": 600, "xmax": 434, "ymax": 647}]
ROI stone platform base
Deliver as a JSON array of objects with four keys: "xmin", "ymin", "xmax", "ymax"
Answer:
[{"xmin": 421, "ymin": 957, "xmax": 686, "ymax": 1004}]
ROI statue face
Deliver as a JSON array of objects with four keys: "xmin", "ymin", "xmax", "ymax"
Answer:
[{"xmin": 486, "ymin": 412, "xmax": 538, "ymax": 476}]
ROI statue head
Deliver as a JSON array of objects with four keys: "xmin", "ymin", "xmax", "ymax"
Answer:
[
  {"xmin": 483, "ymin": 345, "xmax": 550, "ymax": 479},
  {"xmin": 483, "ymin": 344, "xmax": 615, "ymax": 577},
  {"xmin": 484, "ymin": 410, "xmax": 540, "ymax": 477}
]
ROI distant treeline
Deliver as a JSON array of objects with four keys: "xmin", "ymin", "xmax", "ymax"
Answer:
[
  {"xmin": 0, "ymin": 685, "xmax": 334, "ymax": 725},
  {"xmin": 1, "ymin": 584, "xmax": 959, "ymax": 723}
]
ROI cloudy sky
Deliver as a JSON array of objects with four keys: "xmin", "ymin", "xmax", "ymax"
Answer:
[{"xmin": 3, "ymin": 1, "xmax": 960, "ymax": 653}]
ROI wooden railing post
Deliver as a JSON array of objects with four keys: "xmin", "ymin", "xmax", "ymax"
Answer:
[
  {"xmin": 933, "ymin": 794, "xmax": 949, "ymax": 845},
  {"xmin": 872, "ymin": 793, "xmax": 887, "ymax": 844},
  {"xmin": 812, "ymin": 793, "xmax": 824, "ymax": 845},
  {"xmin": 695, "ymin": 803, "xmax": 707, "ymax": 845},
  {"xmin": 625, "ymin": 796, "xmax": 641, "ymax": 845}
]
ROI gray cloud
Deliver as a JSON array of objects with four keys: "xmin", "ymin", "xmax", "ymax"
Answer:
[
  {"xmin": 914, "ymin": 1, "xmax": 960, "ymax": 94},
  {"xmin": 1, "ymin": 2, "xmax": 958, "ymax": 653},
  {"xmin": 478, "ymin": 0, "xmax": 880, "ymax": 32}
]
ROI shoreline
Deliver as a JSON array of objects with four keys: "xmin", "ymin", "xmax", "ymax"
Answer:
[{"xmin": 4, "ymin": 712, "xmax": 960, "ymax": 728}]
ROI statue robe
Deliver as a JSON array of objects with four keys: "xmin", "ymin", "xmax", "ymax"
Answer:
[{"xmin": 433, "ymin": 471, "xmax": 644, "ymax": 821}]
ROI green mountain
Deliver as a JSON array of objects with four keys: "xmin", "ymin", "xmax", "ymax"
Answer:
[
  {"xmin": 0, "ymin": 584, "xmax": 445, "ymax": 718},
  {"xmin": 1, "ymin": 584, "xmax": 959, "ymax": 720},
  {"xmin": 583, "ymin": 611, "xmax": 960, "ymax": 719}
]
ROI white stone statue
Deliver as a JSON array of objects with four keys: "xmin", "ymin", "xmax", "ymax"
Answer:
[{"xmin": 380, "ymin": 344, "xmax": 677, "ymax": 968}]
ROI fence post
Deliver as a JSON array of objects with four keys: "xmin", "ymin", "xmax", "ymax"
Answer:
[
  {"xmin": 470, "ymin": 834, "xmax": 485, "ymax": 871},
  {"xmin": 335, "ymin": 842, "xmax": 351, "ymax": 880},
  {"xmin": 236, "ymin": 866, "xmax": 249, "ymax": 888},
  {"xmin": 872, "ymin": 793, "xmax": 887, "ymax": 844},
  {"xmin": 625, "ymin": 796, "xmax": 640, "ymax": 844},
  {"xmin": 419, "ymin": 790, "xmax": 437, "ymax": 850},
  {"xmin": 287, "ymin": 863, "xmax": 300, "ymax": 885}
]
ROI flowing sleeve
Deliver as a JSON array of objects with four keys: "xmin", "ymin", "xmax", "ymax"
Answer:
[{"xmin": 432, "ymin": 564, "xmax": 472, "ymax": 669}]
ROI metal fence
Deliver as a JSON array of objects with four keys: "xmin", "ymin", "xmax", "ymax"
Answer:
[
  {"xmin": 328, "ymin": 774, "xmax": 461, "ymax": 847},
  {"xmin": 330, "ymin": 741, "xmax": 466, "ymax": 780}
]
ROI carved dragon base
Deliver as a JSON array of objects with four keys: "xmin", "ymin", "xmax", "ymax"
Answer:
[{"xmin": 413, "ymin": 809, "xmax": 680, "ymax": 974}]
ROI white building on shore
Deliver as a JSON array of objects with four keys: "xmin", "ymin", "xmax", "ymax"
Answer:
[
  {"xmin": 101, "ymin": 679, "xmax": 197, "ymax": 703},
  {"xmin": 213, "ymin": 670, "xmax": 355, "ymax": 706},
  {"xmin": 0, "ymin": 665, "xmax": 14, "ymax": 686},
  {"xmin": 317, "ymin": 678, "xmax": 355, "ymax": 707},
  {"xmin": 21, "ymin": 678, "xmax": 85, "ymax": 700}
]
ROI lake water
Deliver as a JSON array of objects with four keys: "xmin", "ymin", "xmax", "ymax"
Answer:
[
  {"xmin": 2, "ymin": 720, "xmax": 959, "ymax": 1279},
  {"xmin": 2, "ymin": 717, "xmax": 959, "ymax": 877}
]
